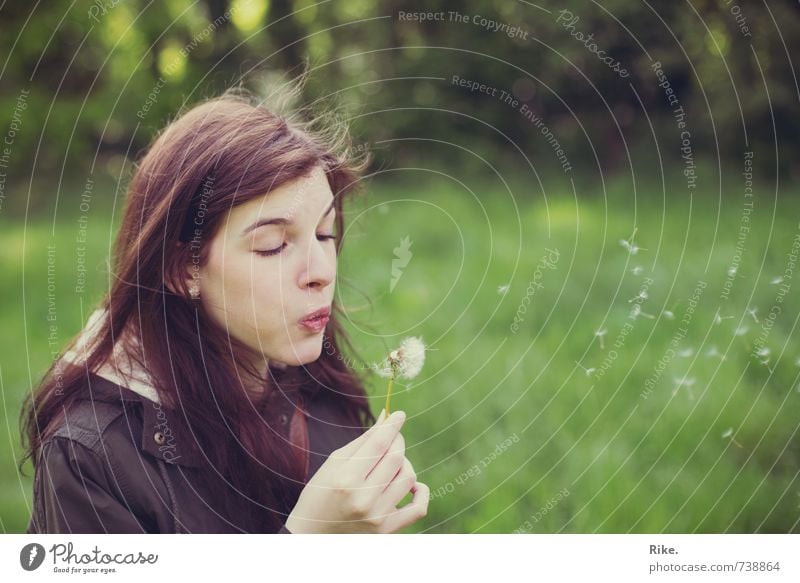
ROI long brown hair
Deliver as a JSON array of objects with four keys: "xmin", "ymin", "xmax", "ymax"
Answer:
[{"xmin": 20, "ymin": 82, "xmax": 374, "ymax": 532}]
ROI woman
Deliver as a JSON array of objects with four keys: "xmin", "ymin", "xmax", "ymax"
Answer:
[{"xmin": 19, "ymin": 86, "xmax": 429, "ymax": 534}]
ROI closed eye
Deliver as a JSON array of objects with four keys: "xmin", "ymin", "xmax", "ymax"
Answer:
[{"xmin": 254, "ymin": 234, "xmax": 335, "ymax": 258}]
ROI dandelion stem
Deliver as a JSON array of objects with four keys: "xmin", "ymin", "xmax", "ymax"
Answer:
[{"xmin": 384, "ymin": 375, "xmax": 395, "ymax": 415}]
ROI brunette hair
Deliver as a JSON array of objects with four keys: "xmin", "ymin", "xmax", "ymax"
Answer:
[{"xmin": 20, "ymin": 81, "xmax": 374, "ymax": 532}]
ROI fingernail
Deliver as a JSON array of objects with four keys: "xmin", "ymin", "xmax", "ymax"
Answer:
[{"xmin": 390, "ymin": 410, "xmax": 406, "ymax": 422}]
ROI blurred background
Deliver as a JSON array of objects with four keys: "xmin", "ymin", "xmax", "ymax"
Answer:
[{"xmin": 1, "ymin": 0, "xmax": 798, "ymax": 533}]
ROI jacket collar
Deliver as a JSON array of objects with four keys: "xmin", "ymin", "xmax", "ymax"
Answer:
[
  {"xmin": 86, "ymin": 372, "xmax": 207, "ymax": 469},
  {"xmin": 71, "ymin": 309, "xmax": 306, "ymax": 471}
]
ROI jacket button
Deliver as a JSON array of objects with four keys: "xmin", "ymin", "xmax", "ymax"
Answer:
[
  {"xmin": 154, "ymin": 432, "xmax": 166, "ymax": 445},
  {"xmin": 278, "ymin": 413, "xmax": 288, "ymax": 425}
]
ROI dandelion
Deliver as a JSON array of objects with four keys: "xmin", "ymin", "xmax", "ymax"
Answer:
[
  {"xmin": 373, "ymin": 336, "xmax": 427, "ymax": 415},
  {"xmin": 497, "ymin": 284, "xmax": 511, "ymax": 296},
  {"xmin": 575, "ymin": 361, "xmax": 596, "ymax": 377},
  {"xmin": 594, "ymin": 328, "xmax": 607, "ymax": 349}
]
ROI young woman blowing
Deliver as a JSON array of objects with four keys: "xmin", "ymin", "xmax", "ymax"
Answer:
[{"xmin": 20, "ymin": 88, "xmax": 429, "ymax": 534}]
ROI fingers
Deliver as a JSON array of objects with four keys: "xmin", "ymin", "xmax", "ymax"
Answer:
[
  {"xmin": 363, "ymin": 431, "xmax": 405, "ymax": 490},
  {"xmin": 378, "ymin": 457, "xmax": 416, "ymax": 511},
  {"xmin": 333, "ymin": 408, "xmax": 387, "ymax": 457},
  {"xmin": 381, "ymin": 481, "xmax": 430, "ymax": 533},
  {"xmin": 352, "ymin": 411, "xmax": 406, "ymax": 477}
]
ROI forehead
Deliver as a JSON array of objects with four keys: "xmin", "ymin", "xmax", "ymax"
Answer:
[{"xmin": 229, "ymin": 165, "xmax": 333, "ymax": 226}]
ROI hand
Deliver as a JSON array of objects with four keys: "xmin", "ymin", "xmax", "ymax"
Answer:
[{"xmin": 284, "ymin": 409, "xmax": 429, "ymax": 533}]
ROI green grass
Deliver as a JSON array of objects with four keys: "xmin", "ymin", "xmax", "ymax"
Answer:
[{"xmin": 2, "ymin": 175, "xmax": 799, "ymax": 533}]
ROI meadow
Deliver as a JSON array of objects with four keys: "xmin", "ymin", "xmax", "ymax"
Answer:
[{"xmin": 1, "ymin": 173, "xmax": 798, "ymax": 533}]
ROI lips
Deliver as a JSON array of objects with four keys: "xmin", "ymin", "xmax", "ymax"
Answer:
[
  {"xmin": 300, "ymin": 305, "xmax": 331, "ymax": 323},
  {"xmin": 299, "ymin": 305, "xmax": 331, "ymax": 333}
]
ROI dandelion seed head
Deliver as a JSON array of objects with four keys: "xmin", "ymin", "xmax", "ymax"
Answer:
[{"xmin": 374, "ymin": 336, "xmax": 427, "ymax": 380}]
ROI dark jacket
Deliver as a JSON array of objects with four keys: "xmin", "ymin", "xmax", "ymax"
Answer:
[{"xmin": 26, "ymin": 372, "xmax": 364, "ymax": 534}]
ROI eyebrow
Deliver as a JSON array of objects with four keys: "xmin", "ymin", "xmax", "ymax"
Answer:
[{"xmin": 241, "ymin": 199, "xmax": 336, "ymax": 236}]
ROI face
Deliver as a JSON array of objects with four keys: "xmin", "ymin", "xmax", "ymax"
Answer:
[{"xmin": 194, "ymin": 165, "xmax": 337, "ymax": 369}]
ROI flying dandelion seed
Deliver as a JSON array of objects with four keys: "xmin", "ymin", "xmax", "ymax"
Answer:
[
  {"xmin": 628, "ymin": 291, "xmax": 648, "ymax": 303},
  {"xmin": 794, "ymin": 357, "xmax": 800, "ymax": 367},
  {"xmin": 677, "ymin": 348, "xmax": 694, "ymax": 357},
  {"xmin": 713, "ymin": 309, "xmax": 734, "ymax": 326},
  {"xmin": 734, "ymin": 325, "xmax": 749, "ymax": 337},
  {"xmin": 631, "ymin": 304, "xmax": 655, "ymax": 319},
  {"xmin": 663, "ymin": 310, "xmax": 675, "ymax": 320},
  {"xmin": 746, "ymin": 306, "xmax": 759, "ymax": 323},
  {"xmin": 727, "ymin": 266, "xmax": 738, "ymax": 277},
  {"xmin": 705, "ymin": 345, "xmax": 726, "ymax": 361},
  {"xmin": 770, "ymin": 276, "xmax": 784, "ymax": 285},
  {"xmin": 721, "ymin": 427, "xmax": 743, "ymax": 448},
  {"xmin": 672, "ymin": 376, "xmax": 696, "ymax": 399},
  {"xmin": 756, "ymin": 347, "xmax": 770, "ymax": 358},
  {"xmin": 594, "ymin": 328, "xmax": 607, "ymax": 349},
  {"xmin": 619, "ymin": 239, "xmax": 647, "ymax": 255},
  {"xmin": 497, "ymin": 284, "xmax": 511, "ymax": 296},
  {"xmin": 575, "ymin": 361, "xmax": 596, "ymax": 377},
  {"xmin": 619, "ymin": 227, "xmax": 647, "ymax": 255},
  {"xmin": 631, "ymin": 266, "xmax": 644, "ymax": 276}
]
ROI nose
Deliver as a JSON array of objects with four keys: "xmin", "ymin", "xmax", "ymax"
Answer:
[{"xmin": 299, "ymin": 236, "xmax": 336, "ymax": 291}]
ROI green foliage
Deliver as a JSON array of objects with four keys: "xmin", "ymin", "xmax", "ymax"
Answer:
[
  {"xmin": 1, "ymin": 0, "xmax": 799, "ymax": 216},
  {"xmin": 6, "ymin": 177, "xmax": 798, "ymax": 533}
]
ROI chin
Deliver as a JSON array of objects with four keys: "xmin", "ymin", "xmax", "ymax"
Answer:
[{"xmin": 281, "ymin": 337, "xmax": 324, "ymax": 366}]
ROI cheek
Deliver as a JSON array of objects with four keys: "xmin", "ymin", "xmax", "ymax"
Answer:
[{"xmin": 223, "ymin": 259, "xmax": 293, "ymax": 326}]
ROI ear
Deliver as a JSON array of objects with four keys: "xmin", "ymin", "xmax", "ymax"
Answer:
[{"xmin": 164, "ymin": 241, "xmax": 200, "ymax": 299}]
